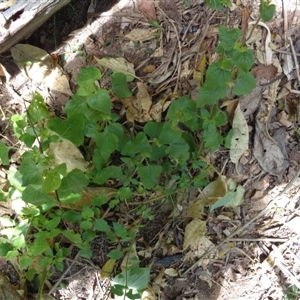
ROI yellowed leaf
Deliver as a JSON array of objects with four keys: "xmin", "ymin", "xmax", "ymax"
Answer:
[
  {"xmin": 11, "ymin": 44, "xmax": 72, "ymax": 95},
  {"xmin": 100, "ymin": 258, "xmax": 116, "ymax": 278},
  {"xmin": 183, "ymin": 219, "xmax": 206, "ymax": 251},
  {"xmin": 164, "ymin": 268, "xmax": 178, "ymax": 277},
  {"xmin": 125, "ymin": 28, "xmax": 158, "ymax": 42},
  {"xmin": 95, "ymin": 57, "xmax": 136, "ymax": 82},
  {"xmin": 230, "ymin": 103, "xmax": 249, "ymax": 164},
  {"xmin": 202, "ymin": 176, "xmax": 227, "ymax": 206},
  {"xmin": 186, "ymin": 198, "xmax": 204, "ymax": 219}
]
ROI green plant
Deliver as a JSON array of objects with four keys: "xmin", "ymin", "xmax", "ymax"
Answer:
[
  {"xmin": 283, "ymin": 285, "xmax": 300, "ymax": 300},
  {"xmin": 0, "ymin": 1, "xmax": 275, "ymax": 299}
]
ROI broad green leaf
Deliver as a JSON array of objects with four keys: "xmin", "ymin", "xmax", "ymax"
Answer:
[
  {"xmin": 57, "ymin": 169, "xmax": 89, "ymax": 203},
  {"xmin": 233, "ymin": 71, "xmax": 256, "ymax": 95},
  {"xmin": 6, "ymin": 250, "xmax": 19, "ymax": 261},
  {"xmin": 0, "ymin": 141, "xmax": 11, "ymax": 165},
  {"xmin": 44, "ymin": 216, "xmax": 61, "ymax": 230},
  {"xmin": 232, "ymin": 48, "xmax": 254, "ymax": 72},
  {"xmin": 202, "ymin": 123, "xmax": 223, "ymax": 152},
  {"xmin": 28, "ymin": 93, "xmax": 49, "ymax": 123},
  {"xmin": 62, "ymin": 229, "xmax": 82, "ymax": 244},
  {"xmin": 93, "ymin": 166, "xmax": 123, "ymax": 185},
  {"xmin": 19, "ymin": 158, "xmax": 43, "ymax": 186},
  {"xmin": 79, "ymin": 245, "xmax": 92, "ymax": 259},
  {"xmin": 198, "ymin": 84, "xmax": 228, "ymax": 107},
  {"xmin": 87, "ymin": 89, "xmax": 111, "ymax": 115},
  {"xmin": 65, "ymin": 94, "xmax": 90, "ymax": 117},
  {"xmin": 0, "ymin": 242, "xmax": 13, "ymax": 256},
  {"xmin": 94, "ymin": 219, "xmax": 111, "ymax": 232},
  {"xmin": 137, "ymin": 165, "xmax": 162, "ymax": 189},
  {"xmin": 144, "ymin": 122, "xmax": 164, "ymax": 139},
  {"xmin": 107, "ymin": 249, "xmax": 123, "ymax": 260},
  {"xmin": 111, "ymin": 73, "xmax": 132, "ymax": 98},
  {"xmin": 121, "ymin": 132, "xmax": 152, "ymax": 157},
  {"xmin": 30, "ymin": 239, "xmax": 50, "ymax": 256},
  {"xmin": 47, "ymin": 115, "xmax": 85, "ymax": 146},
  {"xmin": 82, "ymin": 229, "xmax": 96, "ymax": 243},
  {"xmin": 19, "ymin": 133, "xmax": 36, "ymax": 148},
  {"xmin": 20, "ymin": 255, "xmax": 33, "ymax": 269},
  {"xmin": 62, "ymin": 210, "xmax": 82, "ymax": 222},
  {"xmin": 95, "ymin": 131, "xmax": 119, "ymax": 162},
  {"xmin": 260, "ymin": 1, "xmax": 276, "ymax": 22},
  {"xmin": 112, "ymin": 266, "xmax": 150, "ymax": 295},
  {"xmin": 80, "ymin": 220, "xmax": 93, "ymax": 230},
  {"xmin": 82, "ymin": 205, "xmax": 94, "ymax": 219},
  {"xmin": 218, "ymin": 25, "xmax": 242, "ymax": 51},
  {"xmin": 211, "ymin": 107, "xmax": 227, "ymax": 126},
  {"xmin": 205, "ymin": 61, "xmax": 232, "ymax": 88},
  {"xmin": 166, "ymin": 96, "xmax": 199, "ymax": 130},
  {"xmin": 166, "ymin": 141, "xmax": 190, "ymax": 163},
  {"xmin": 76, "ymin": 67, "xmax": 101, "ymax": 95},
  {"xmin": 22, "ymin": 185, "xmax": 56, "ymax": 206},
  {"xmin": 42, "ymin": 172, "xmax": 61, "ymax": 194},
  {"xmin": 39, "ymin": 256, "xmax": 53, "ymax": 271},
  {"xmin": 158, "ymin": 122, "xmax": 183, "ymax": 145}
]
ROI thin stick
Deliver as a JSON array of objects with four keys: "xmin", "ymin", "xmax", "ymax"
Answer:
[
  {"xmin": 183, "ymin": 168, "xmax": 300, "ymax": 275},
  {"xmin": 228, "ymin": 238, "xmax": 288, "ymax": 242},
  {"xmin": 48, "ymin": 251, "xmax": 80, "ymax": 295}
]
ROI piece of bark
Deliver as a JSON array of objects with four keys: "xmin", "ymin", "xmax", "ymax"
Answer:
[{"xmin": 0, "ymin": 0, "xmax": 71, "ymax": 54}]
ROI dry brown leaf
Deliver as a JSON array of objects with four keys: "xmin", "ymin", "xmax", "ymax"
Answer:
[
  {"xmin": 143, "ymin": 65, "xmax": 156, "ymax": 73},
  {"xmin": 241, "ymin": 8, "xmax": 251, "ymax": 39},
  {"xmin": 11, "ymin": 44, "xmax": 72, "ymax": 95},
  {"xmin": 251, "ymin": 64, "xmax": 278, "ymax": 80},
  {"xmin": 253, "ymin": 112, "xmax": 289, "ymax": 177},
  {"xmin": 183, "ymin": 219, "xmax": 207, "ymax": 251},
  {"xmin": 125, "ymin": 28, "xmax": 158, "ymax": 42},
  {"xmin": 159, "ymin": 0, "xmax": 181, "ymax": 21},
  {"xmin": 138, "ymin": 0, "xmax": 156, "ymax": 20},
  {"xmin": 230, "ymin": 103, "xmax": 249, "ymax": 164},
  {"xmin": 239, "ymin": 85, "xmax": 263, "ymax": 117}
]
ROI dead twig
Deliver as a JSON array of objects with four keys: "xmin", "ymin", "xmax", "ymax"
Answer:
[
  {"xmin": 182, "ymin": 167, "xmax": 300, "ymax": 275},
  {"xmin": 288, "ymin": 36, "xmax": 300, "ymax": 85}
]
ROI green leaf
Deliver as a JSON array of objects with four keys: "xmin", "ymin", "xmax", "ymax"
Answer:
[
  {"xmin": 94, "ymin": 131, "xmax": 119, "ymax": 162},
  {"xmin": 232, "ymin": 48, "xmax": 254, "ymax": 72},
  {"xmin": 233, "ymin": 71, "xmax": 256, "ymax": 95},
  {"xmin": 65, "ymin": 94, "xmax": 90, "ymax": 117},
  {"xmin": 22, "ymin": 185, "xmax": 57, "ymax": 206},
  {"xmin": 260, "ymin": 1, "xmax": 276, "ymax": 22},
  {"xmin": 44, "ymin": 216, "xmax": 61, "ymax": 230},
  {"xmin": 144, "ymin": 122, "xmax": 164, "ymax": 139},
  {"xmin": 79, "ymin": 245, "xmax": 92, "ymax": 259},
  {"xmin": 30, "ymin": 239, "xmax": 50, "ymax": 256},
  {"xmin": 19, "ymin": 158, "xmax": 43, "ymax": 186},
  {"xmin": 0, "ymin": 242, "xmax": 13, "ymax": 256},
  {"xmin": 166, "ymin": 96, "xmax": 199, "ymax": 130},
  {"xmin": 111, "ymin": 73, "xmax": 133, "ymax": 98},
  {"xmin": 80, "ymin": 220, "xmax": 93, "ymax": 230},
  {"xmin": 107, "ymin": 249, "xmax": 123, "ymax": 260},
  {"xmin": 87, "ymin": 90, "xmax": 111, "ymax": 115},
  {"xmin": 202, "ymin": 123, "xmax": 223, "ymax": 152},
  {"xmin": 112, "ymin": 266, "xmax": 150, "ymax": 295},
  {"xmin": 218, "ymin": 25, "xmax": 242, "ymax": 51},
  {"xmin": 0, "ymin": 141, "xmax": 10, "ymax": 165},
  {"xmin": 93, "ymin": 166, "xmax": 123, "ymax": 185},
  {"xmin": 137, "ymin": 165, "xmax": 162, "ymax": 189},
  {"xmin": 47, "ymin": 115, "xmax": 85, "ymax": 146},
  {"xmin": 62, "ymin": 210, "xmax": 82, "ymax": 222},
  {"xmin": 204, "ymin": 0, "xmax": 223, "ymax": 10},
  {"xmin": 76, "ymin": 67, "xmax": 101, "ymax": 95},
  {"xmin": 57, "ymin": 169, "xmax": 89, "ymax": 203},
  {"xmin": 82, "ymin": 205, "xmax": 94, "ymax": 219},
  {"xmin": 20, "ymin": 255, "xmax": 33, "ymax": 269},
  {"xmin": 28, "ymin": 93, "xmax": 49, "ymax": 123},
  {"xmin": 62, "ymin": 229, "xmax": 82, "ymax": 244},
  {"xmin": 42, "ymin": 172, "xmax": 61, "ymax": 194},
  {"xmin": 158, "ymin": 122, "xmax": 183, "ymax": 145},
  {"xmin": 82, "ymin": 229, "xmax": 96, "ymax": 243},
  {"xmin": 166, "ymin": 141, "xmax": 190, "ymax": 163},
  {"xmin": 94, "ymin": 219, "xmax": 111, "ymax": 232},
  {"xmin": 206, "ymin": 61, "xmax": 232, "ymax": 88},
  {"xmin": 211, "ymin": 107, "xmax": 227, "ymax": 126},
  {"xmin": 121, "ymin": 132, "xmax": 152, "ymax": 157}
]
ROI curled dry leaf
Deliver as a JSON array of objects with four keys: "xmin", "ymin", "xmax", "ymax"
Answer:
[
  {"xmin": 138, "ymin": 0, "xmax": 156, "ymax": 20},
  {"xmin": 253, "ymin": 113, "xmax": 289, "ymax": 177},
  {"xmin": 11, "ymin": 44, "xmax": 72, "ymax": 95},
  {"xmin": 239, "ymin": 85, "xmax": 262, "ymax": 117},
  {"xmin": 230, "ymin": 103, "xmax": 249, "ymax": 164},
  {"xmin": 183, "ymin": 219, "xmax": 207, "ymax": 251},
  {"xmin": 251, "ymin": 64, "xmax": 278, "ymax": 81}
]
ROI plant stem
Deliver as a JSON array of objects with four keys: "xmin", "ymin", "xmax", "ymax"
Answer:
[
  {"xmin": 37, "ymin": 269, "xmax": 47, "ymax": 300},
  {"xmin": 244, "ymin": 17, "xmax": 261, "ymax": 44}
]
